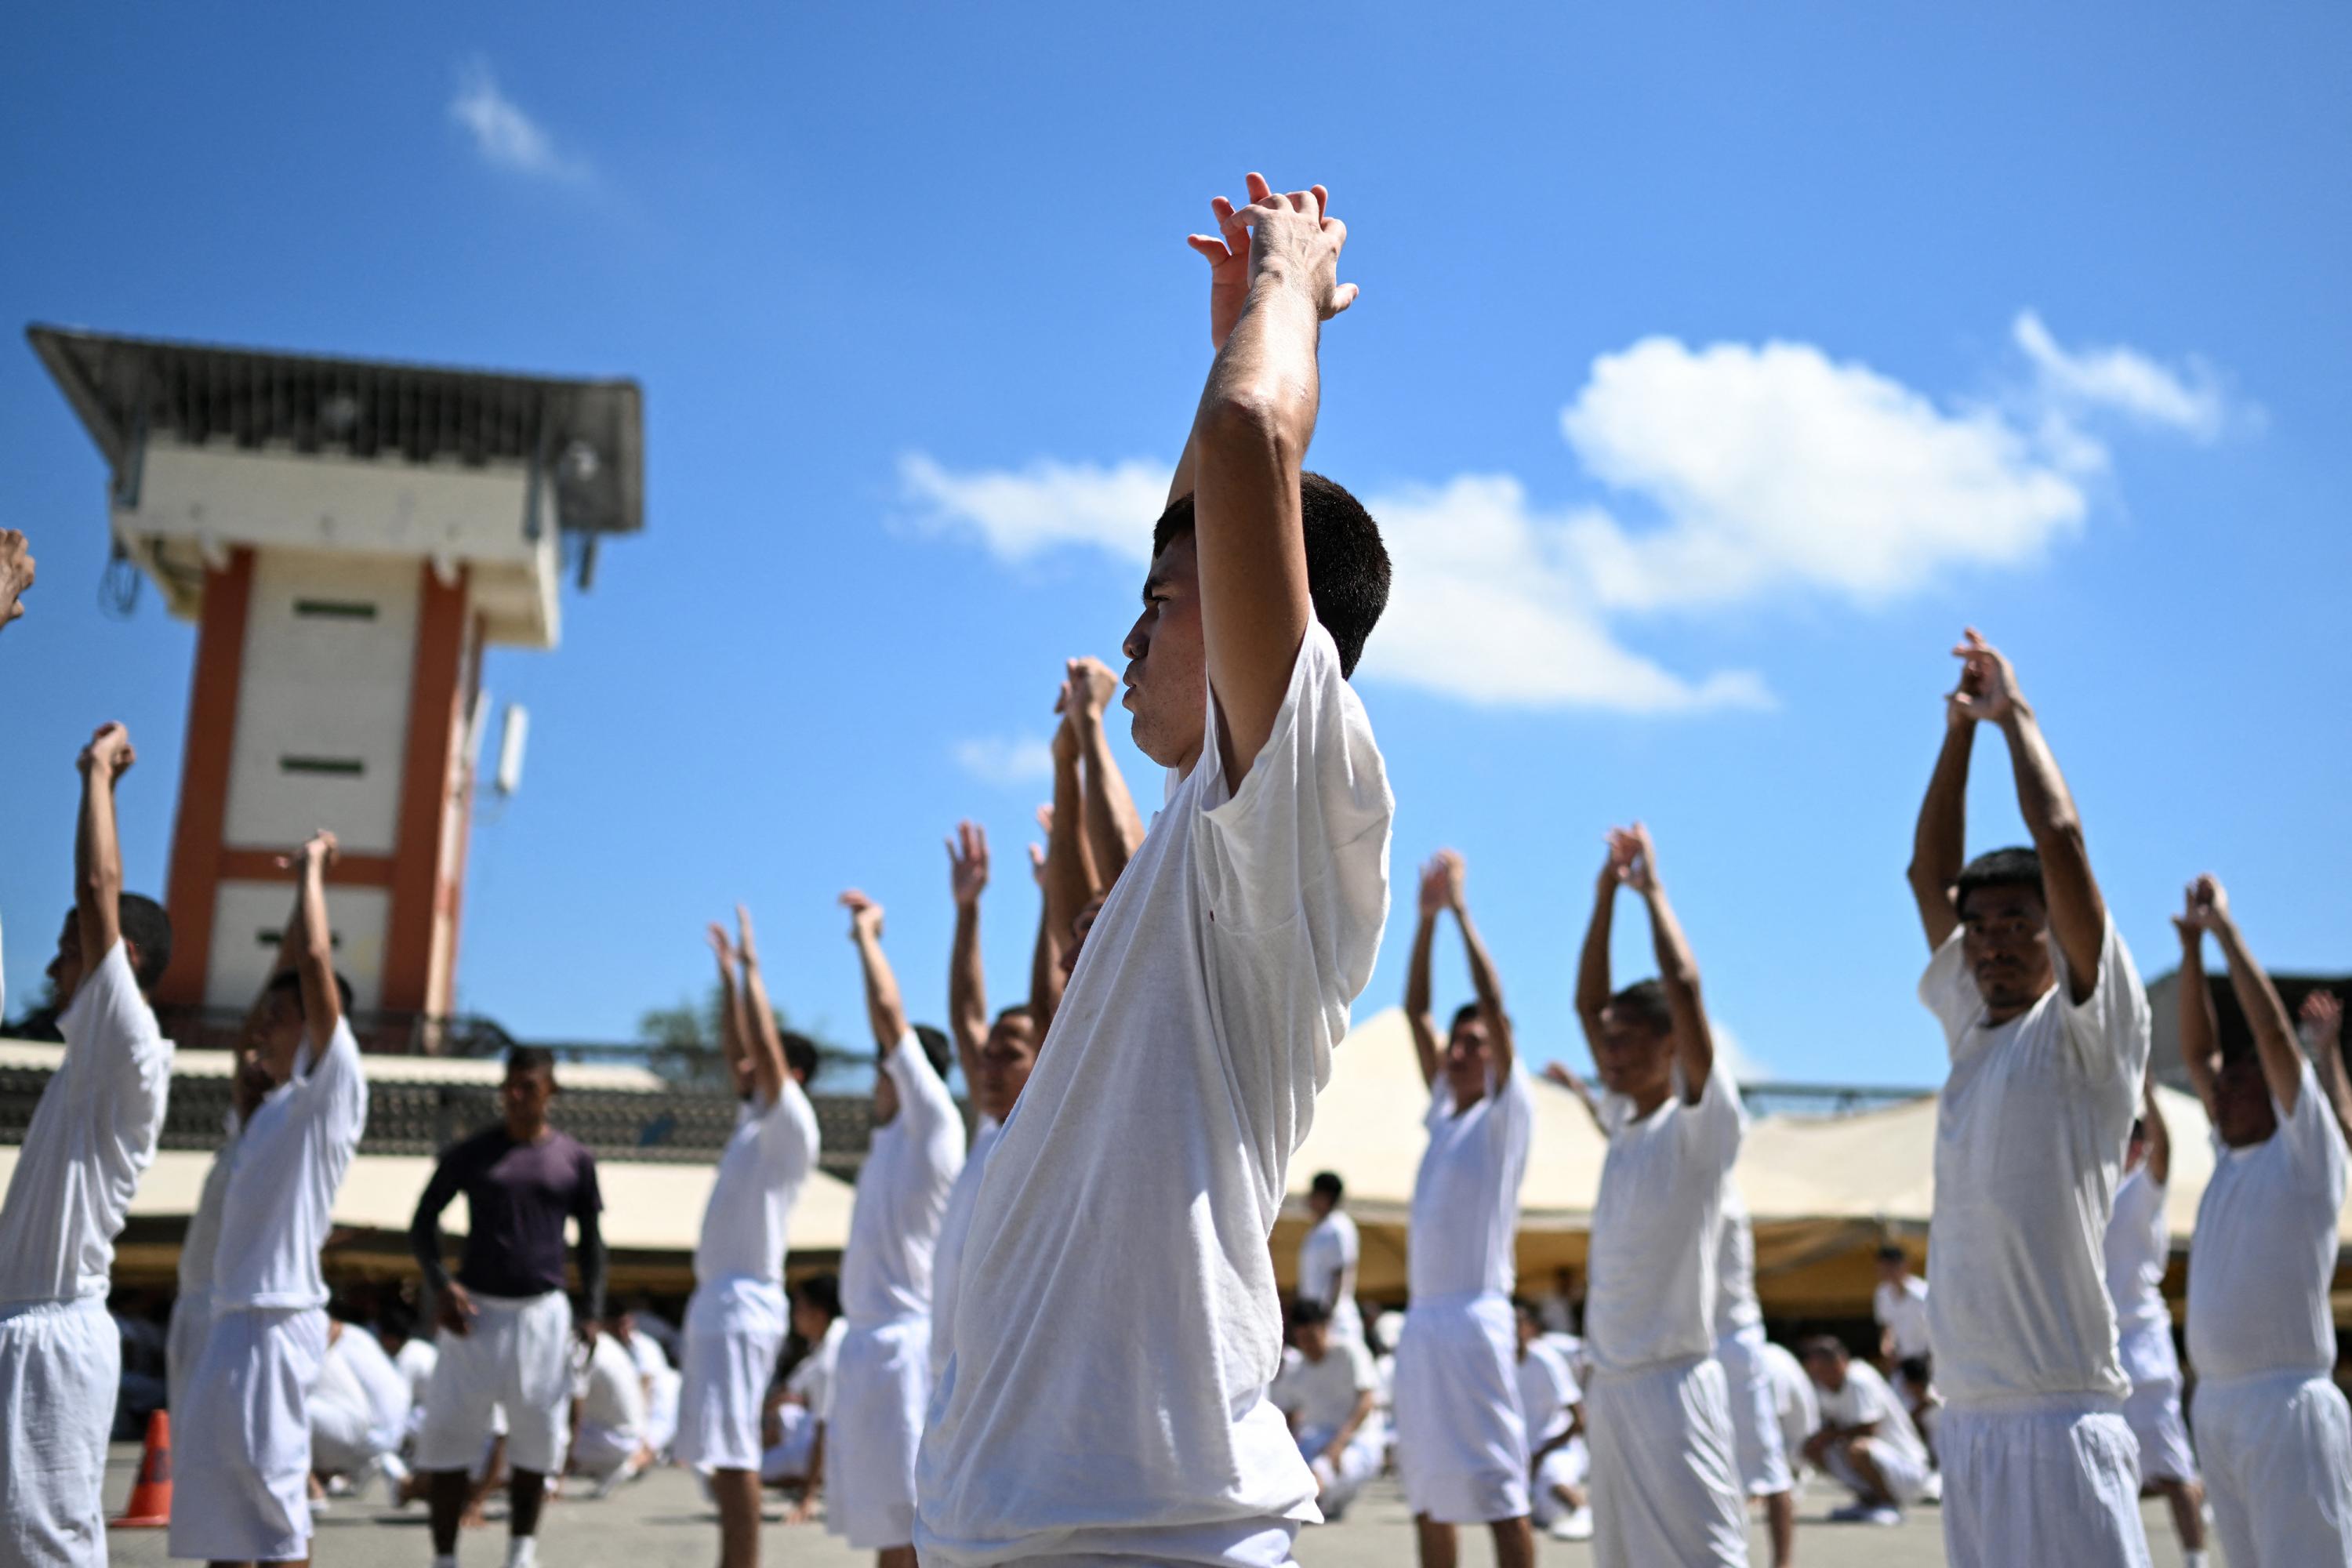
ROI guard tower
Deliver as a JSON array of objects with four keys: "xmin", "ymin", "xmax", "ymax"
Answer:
[{"xmin": 30, "ymin": 325, "xmax": 642, "ymax": 1044}]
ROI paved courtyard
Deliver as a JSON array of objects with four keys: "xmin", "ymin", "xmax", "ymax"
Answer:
[{"xmin": 102, "ymin": 1445, "xmax": 2202, "ymax": 1568}]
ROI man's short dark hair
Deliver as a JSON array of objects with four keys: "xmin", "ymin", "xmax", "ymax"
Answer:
[
  {"xmin": 1149, "ymin": 473, "xmax": 1390, "ymax": 679},
  {"xmin": 1608, "ymin": 978, "xmax": 1672, "ymax": 1036},
  {"xmin": 263, "ymin": 967, "xmax": 357, "ymax": 1014},
  {"xmin": 506, "ymin": 1045, "xmax": 557, "ymax": 1081},
  {"xmin": 1290, "ymin": 1298, "xmax": 1331, "ymax": 1329},
  {"xmin": 1797, "ymin": 1333, "xmax": 1849, "ymax": 1362},
  {"xmin": 794, "ymin": 1272, "xmax": 840, "ymax": 1319},
  {"xmin": 911, "ymin": 1025, "xmax": 953, "ymax": 1081},
  {"xmin": 779, "ymin": 1029, "xmax": 822, "ymax": 1083},
  {"xmin": 120, "ymin": 895, "xmax": 172, "ymax": 992},
  {"xmin": 1311, "ymin": 1171, "xmax": 1344, "ymax": 1203},
  {"xmin": 1955, "ymin": 846, "xmax": 2043, "ymax": 914},
  {"xmin": 1512, "ymin": 1297, "xmax": 1541, "ymax": 1327},
  {"xmin": 1450, "ymin": 1001, "xmax": 1483, "ymax": 1036},
  {"xmin": 1875, "ymin": 1243, "xmax": 1907, "ymax": 1265}
]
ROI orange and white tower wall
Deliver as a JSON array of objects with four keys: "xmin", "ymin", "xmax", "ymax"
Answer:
[{"xmin": 31, "ymin": 327, "xmax": 641, "ymax": 1044}]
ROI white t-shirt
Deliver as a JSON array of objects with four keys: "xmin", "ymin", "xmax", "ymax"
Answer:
[
  {"xmin": 2187, "ymin": 1059, "xmax": 2349, "ymax": 1382},
  {"xmin": 841, "ymin": 1033, "xmax": 964, "ymax": 1323},
  {"xmin": 576, "ymin": 1330, "xmax": 648, "ymax": 1435},
  {"xmin": 211, "ymin": 1015, "xmax": 368, "ymax": 1310},
  {"xmin": 1713, "ymin": 1182, "xmax": 1764, "ymax": 1339},
  {"xmin": 917, "ymin": 623, "xmax": 1392, "ymax": 1566},
  {"xmin": 1408, "ymin": 1065, "xmax": 1535, "ymax": 1301},
  {"xmin": 1871, "ymin": 1275, "xmax": 1933, "ymax": 1363},
  {"xmin": 791, "ymin": 1316, "xmax": 847, "ymax": 1418},
  {"xmin": 394, "ymin": 1337, "xmax": 439, "ymax": 1411},
  {"xmin": 928, "ymin": 1115, "xmax": 1003, "ymax": 1382},
  {"xmin": 1515, "ymin": 1337, "xmax": 1581, "ymax": 1446},
  {"xmin": 1586, "ymin": 1065, "xmax": 1746, "ymax": 1374},
  {"xmin": 0, "ymin": 939, "xmax": 172, "ymax": 1305},
  {"xmin": 1270, "ymin": 1339, "xmax": 1377, "ymax": 1436},
  {"xmin": 1296, "ymin": 1209, "xmax": 1363, "ymax": 1341},
  {"xmin": 2102, "ymin": 1165, "xmax": 2171, "ymax": 1343},
  {"xmin": 1920, "ymin": 917, "xmax": 2148, "ymax": 1406},
  {"xmin": 1759, "ymin": 1341, "xmax": 1818, "ymax": 1459},
  {"xmin": 1817, "ymin": 1359, "xmax": 1928, "ymax": 1468},
  {"xmin": 333, "ymin": 1319, "xmax": 412, "ymax": 1440},
  {"xmin": 178, "ymin": 1111, "xmax": 243, "ymax": 1302},
  {"xmin": 695, "ymin": 1079, "xmax": 818, "ymax": 1287}
]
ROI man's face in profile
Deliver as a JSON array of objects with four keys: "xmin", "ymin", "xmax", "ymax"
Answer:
[{"xmin": 1122, "ymin": 532, "xmax": 1205, "ymax": 768}]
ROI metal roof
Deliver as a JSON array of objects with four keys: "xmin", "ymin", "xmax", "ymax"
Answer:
[{"xmin": 26, "ymin": 324, "xmax": 644, "ymax": 537}]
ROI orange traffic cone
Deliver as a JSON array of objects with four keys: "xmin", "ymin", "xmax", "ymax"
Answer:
[{"xmin": 112, "ymin": 1410, "xmax": 172, "ymax": 1527}]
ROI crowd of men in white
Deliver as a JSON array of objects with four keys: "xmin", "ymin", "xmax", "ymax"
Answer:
[{"xmin": 1, "ymin": 171, "xmax": 2349, "ymax": 1568}]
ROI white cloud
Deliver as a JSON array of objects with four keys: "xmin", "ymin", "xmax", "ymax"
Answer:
[
  {"xmin": 448, "ymin": 58, "xmax": 590, "ymax": 184},
  {"xmin": 950, "ymin": 734, "xmax": 1056, "ymax": 786},
  {"xmin": 902, "ymin": 315, "xmax": 2239, "ymax": 713},
  {"xmin": 2013, "ymin": 310, "xmax": 2232, "ymax": 441}
]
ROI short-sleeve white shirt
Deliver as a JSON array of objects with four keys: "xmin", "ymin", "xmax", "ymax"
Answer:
[
  {"xmin": 2187, "ymin": 1059, "xmax": 2349, "ymax": 1382},
  {"xmin": 840, "ymin": 1035, "xmax": 964, "ymax": 1323},
  {"xmin": 928, "ymin": 1114, "xmax": 1002, "ymax": 1382},
  {"xmin": 212, "ymin": 1016, "xmax": 368, "ymax": 1309},
  {"xmin": 1713, "ymin": 1181, "xmax": 1764, "ymax": 1339},
  {"xmin": 2102, "ymin": 1166, "xmax": 2171, "ymax": 1343},
  {"xmin": 0, "ymin": 939, "xmax": 172, "ymax": 1305},
  {"xmin": 1872, "ymin": 1275, "xmax": 1933, "ymax": 1363},
  {"xmin": 1587, "ymin": 1065, "xmax": 1746, "ymax": 1374},
  {"xmin": 1515, "ymin": 1337, "xmax": 1581, "ymax": 1446},
  {"xmin": 916, "ymin": 623, "xmax": 1392, "ymax": 1566},
  {"xmin": 792, "ymin": 1316, "xmax": 847, "ymax": 1419},
  {"xmin": 1818, "ymin": 1359, "xmax": 1928, "ymax": 1468},
  {"xmin": 1270, "ymin": 1339, "xmax": 1377, "ymax": 1435},
  {"xmin": 1408, "ymin": 1065, "xmax": 1535, "ymax": 1301},
  {"xmin": 179, "ymin": 1111, "xmax": 243, "ymax": 1302},
  {"xmin": 1297, "ymin": 1209, "xmax": 1363, "ymax": 1341},
  {"xmin": 577, "ymin": 1330, "xmax": 647, "ymax": 1434},
  {"xmin": 1920, "ymin": 917, "xmax": 2148, "ymax": 1406},
  {"xmin": 695, "ymin": 1080, "xmax": 818, "ymax": 1287}
]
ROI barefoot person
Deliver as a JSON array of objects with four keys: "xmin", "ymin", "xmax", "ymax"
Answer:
[
  {"xmin": 2103, "ymin": 1076, "xmax": 2208, "ymax": 1566},
  {"xmin": 0, "ymin": 723, "xmax": 172, "ymax": 1568},
  {"xmin": 677, "ymin": 908, "xmax": 821, "ymax": 1568},
  {"xmin": 829, "ymin": 891, "xmax": 964, "ymax": 1568},
  {"xmin": 1576, "ymin": 824, "xmax": 1748, "ymax": 1568},
  {"xmin": 410, "ymin": 1049, "xmax": 605, "ymax": 1568},
  {"xmin": 171, "ymin": 832, "xmax": 368, "ymax": 1568},
  {"xmin": 1907, "ymin": 629, "xmax": 2152, "ymax": 1567},
  {"xmin": 916, "ymin": 172, "xmax": 1392, "ymax": 1568},
  {"xmin": 2176, "ymin": 879, "xmax": 2352, "ymax": 1567},
  {"xmin": 1395, "ymin": 849, "xmax": 1537, "ymax": 1568}
]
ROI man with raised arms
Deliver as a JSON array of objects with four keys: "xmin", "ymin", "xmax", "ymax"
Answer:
[
  {"xmin": 171, "ymin": 830, "xmax": 368, "ymax": 1568},
  {"xmin": 829, "ymin": 891, "xmax": 964, "ymax": 1568},
  {"xmin": 677, "ymin": 906, "xmax": 820, "ymax": 1568},
  {"xmin": 1394, "ymin": 849, "xmax": 1536, "ymax": 1568},
  {"xmin": 1906, "ymin": 629, "xmax": 2152, "ymax": 1566},
  {"xmin": 0, "ymin": 723, "xmax": 172, "ymax": 1568},
  {"xmin": 410, "ymin": 1047, "xmax": 605, "ymax": 1568},
  {"xmin": 1575, "ymin": 823, "xmax": 1748, "ymax": 1568},
  {"xmin": 916, "ymin": 172, "xmax": 1391, "ymax": 1568},
  {"xmin": 2176, "ymin": 877, "xmax": 2352, "ymax": 1566},
  {"xmin": 2103, "ymin": 1076, "xmax": 2207, "ymax": 1566}
]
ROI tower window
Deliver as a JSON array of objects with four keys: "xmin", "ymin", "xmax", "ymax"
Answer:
[{"xmin": 279, "ymin": 756, "xmax": 365, "ymax": 777}]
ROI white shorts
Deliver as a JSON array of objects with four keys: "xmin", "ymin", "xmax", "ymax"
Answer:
[
  {"xmin": 1715, "ymin": 1324, "xmax": 1794, "ymax": 1497},
  {"xmin": 826, "ymin": 1316, "xmax": 931, "ymax": 1550},
  {"xmin": 416, "ymin": 1290, "xmax": 576, "ymax": 1477},
  {"xmin": 2194, "ymin": 1368, "xmax": 2352, "ymax": 1568},
  {"xmin": 169, "ymin": 1305, "xmax": 330, "ymax": 1563},
  {"xmin": 570, "ymin": 1421, "xmax": 641, "ymax": 1479},
  {"xmin": 1584, "ymin": 1356, "xmax": 1748, "ymax": 1568},
  {"xmin": 675, "ymin": 1276, "xmax": 786, "ymax": 1474},
  {"xmin": 762, "ymin": 1404, "xmax": 819, "ymax": 1484},
  {"xmin": 2122, "ymin": 1376, "xmax": 2198, "ymax": 1485},
  {"xmin": 1939, "ymin": 1400, "xmax": 2151, "ymax": 1568},
  {"xmin": 1295, "ymin": 1421, "xmax": 1382, "ymax": 1519},
  {"xmin": 0, "ymin": 1295, "xmax": 118, "ymax": 1568},
  {"xmin": 1530, "ymin": 1439, "xmax": 1591, "ymax": 1526},
  {"xmin": 1825, "ymin": 1434, "xmax": 1932, "ymax": 1506},
  {"xmin": 1393, "ymin": 1293, "xmax": 1529, "ymax": 1523}
]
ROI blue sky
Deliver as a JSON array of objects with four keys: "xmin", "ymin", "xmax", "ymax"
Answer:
[{"xmin": 4, "ymin": 3, "xmax": 2347, "ymax": 1085}]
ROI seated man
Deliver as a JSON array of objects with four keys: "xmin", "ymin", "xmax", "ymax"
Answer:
[
  {"xmin": 311, "ymin": 1316, "xmax": 413, "ymax": 1495},
  {"xmin": 1512, "ymin": 1299, "xmax": 1591, "ymax": 1542},
  {"xmin": 763, "ymin": 1274, "xmax": 845, "ymax": 1509},
  {"xmin": 569, "ymin": 1327, "xmax": 651, "ymax": 1497},
  {"xmin": 1269, "ymin": 1301, "xmax": 1381, "ymax": 1522},
  {"xmin": 611, "ymin": 1313, "xmax": 678, "ymax": 1464},
  {"xmin": 1798, "ymin": 1335, "xmax": 1933, "ymax": 1526}
]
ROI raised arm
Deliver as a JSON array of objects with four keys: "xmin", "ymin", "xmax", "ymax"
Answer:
[
  {"xmin": 947, "ymin": 822, "xmax": 991, "ymax": 1089},
  {"xmin": 732, "ymin": 906, "xmax": 786, "ymax": 1107},
  {"xmin": 1906, "ymin": 709, "xmax": 1973, "ymax": 953},
  {"xmin": 2172, "ymin": 895, "xmax": 2220, "ymax": 1116},
  {"xmin": 281, "ymin": 831, "xmax": 344, "ymax": 1055},
  {"xmin": 1446, "ymin": 856, "xmax": 1517, "ymax": 1083},
  {"xmin": 2192, "ymin": 876, "xmax": 2303, "ymax": 1116},
  {"xmin": 1025, "ymin": 829, "xmax": 1063, "ymax": 1029},
  {"xmin": 1575, "ymin": 846, "xmax": 1622, "ymax": 1056},
  {"xmin": 1185, "ymin": 174, "xmax": 1354, "ymax": 788},
  {"xmin": 1543, "ymin": 1061, "xmax": 1607, "ymax": 1135},
  {"xmin": 2301, "ymin": 992, "xmax": 2352, "ymax": 1154},
  {"xmin": 1065, "ymin": 658, "xmax": 1145, "ymax": 884},
  {"xmin": 709, "ymin": 922, "xmax": 747, "ymax": 1086},
  {"xmin": 2140, "ymin": 1071, "xmax": 2171, "ymax": 1186},
  {"xmin": 1617, "ymin": 825, "xmax": 1713, "ymax": 1103},
  {"xmin": 0, "ymin": 528, "xmax": 32, "ymax": 634},
  {"xmin": 74, "ymin": 724, "xmax": 136, "ymax": 964},
  {"xmin": 840, "ymin": 891, "xmax": 909, "ymax": 1051},
  {"xmin": 1042, "ymin": 710, "xmax": 1098, "ymax": 961},
  {"xmin": 1403, "ymin": 854, "xmax": 1449, "ymax": 1088},
  {"xmin": 1953, "ymin": 630, "xmax": 2106, "ymax": 995}
]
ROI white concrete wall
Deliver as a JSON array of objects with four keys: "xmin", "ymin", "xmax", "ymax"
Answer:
[{"xmin": 205, "ymin": 880, "xmax": 390, "ymax": 1014}]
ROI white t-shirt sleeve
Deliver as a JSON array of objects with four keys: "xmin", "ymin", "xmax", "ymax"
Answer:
[
  {"xmin": 1917, "ymin": 929, "xmax": 1980, "ymax": 1052},
  {"xmin": 1493, "ymin": 1061, "xmax": 1537, "ymax": 1154},
  {"xmin": 1679, "ymin": 1062, "xmax": 1746, "ymax": 1174},
  {"xmin": 885, "ymin": 1030, "xmax": 960, "ymax": 1145},
  {"xmin": 2277, "ymin": 1059, "xmax": 2351, "ymax": 1204},
  {"xmin": 294, "ymin": 1015, "xmax": 367, "ymax": 1137},
  {"xmin": 64, "ymin": 938, "xmax": 172, "ymax": 1112},
  {"xmin": 2051, "ymin": 916, "xmax": 2151, "ymax": 1093},
  {"xmin": 1344, "ymin": 1339, "xmax": 1377, "ymax": 1396}
]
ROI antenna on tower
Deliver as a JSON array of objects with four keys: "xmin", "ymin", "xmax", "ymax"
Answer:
[{"xmin": 495, "ymin": 704, "xmax": 530, "ymax": 798}]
